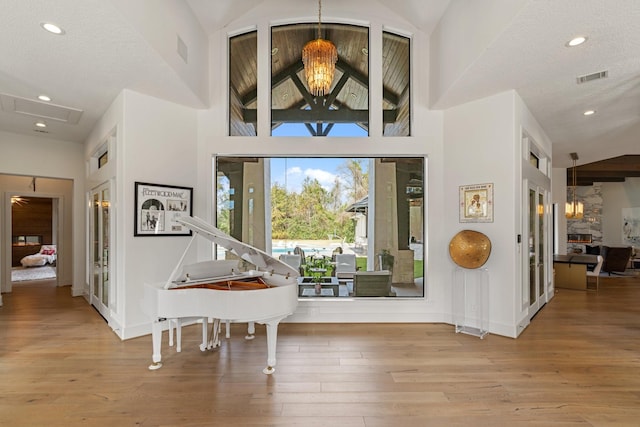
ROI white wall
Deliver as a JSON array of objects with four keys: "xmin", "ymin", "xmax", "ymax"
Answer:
[
  {"xmin": 601, "ymin": 177, "xmax": 640, "ymax": 249},
  {"xmin": 119, "ymin": 90, "xmax": 199, "ymax": 338},
  {"xmin": 0, "ymin": 131, "xmax": 85, "ymax": 297},
  {"xmin": 551, "ymin": 167, "xmax": 568, "ymax": 254},
  {"xmin": 192, "ymin": 3, "xmax": 456, "ymax": 328},
  {"xmin": 443, "ymin": 91, "xmax": 520, "ymax": 337},
  {"xmin": 107, "ymin": 0, "xmax": 209, "ymax": 108},
  {"xmin": 83, "ymin": 89, "xmax": 198, "ymax": 339},
  {"xmin": 429, "ymin": 0, "xmax": 529, "ymax": 108}
]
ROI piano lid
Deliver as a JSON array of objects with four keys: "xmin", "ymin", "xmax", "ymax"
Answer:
[{"xmin": 175, "ymin": 216, "xmax": 299, "ymax": 279}]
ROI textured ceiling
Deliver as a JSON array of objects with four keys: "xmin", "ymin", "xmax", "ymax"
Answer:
[
  {"xmin": 0, "ymin": 0, "xmax": 638, "ymax": 172},
  {"xmin": 431, "ymin": 0, "xmax": 640, "ymax": 168}
]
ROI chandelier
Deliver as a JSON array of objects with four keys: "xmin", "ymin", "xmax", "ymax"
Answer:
[
  {"xmin": 302, "ymin": 0, "xmax": 337, "ymax": 97},
  {"xmin": 565, "ymin": 152, "xmax": 584, "ymax": 219}
]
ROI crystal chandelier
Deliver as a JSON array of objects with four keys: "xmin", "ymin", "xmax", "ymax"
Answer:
[
  {"xmin": 302, "ymin": 0, "xmax": 337, "ymax": 97},
  {"xmin": 565, "ymin": 152, "xmax": 584, "ymax": 219}
]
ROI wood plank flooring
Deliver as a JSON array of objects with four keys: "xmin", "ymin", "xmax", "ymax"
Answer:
[{"xmin": 1, "ymin": 277, "xmax": 639, "ymax": 426}]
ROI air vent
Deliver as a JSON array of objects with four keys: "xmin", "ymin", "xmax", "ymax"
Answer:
[
  {"xmin": 576, "ymin": 70, "xmax": 608, "ymax": 84},
  {"xmin": 0, "ymin": 93, "xmax": 83, "ymax": 124},
  {"xmin": 177, "ymin": 35, "xmax": 188, "ymax": 64}
]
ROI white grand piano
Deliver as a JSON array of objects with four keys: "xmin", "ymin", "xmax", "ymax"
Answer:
[{"xmin": 142, "ymin": 216, "xmax": 299, "ymax": 374}]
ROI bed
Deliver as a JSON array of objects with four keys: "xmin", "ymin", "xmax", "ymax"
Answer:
[{"xmin": 20, "ymin": 245, "xmax": 57, "ymax": 267}]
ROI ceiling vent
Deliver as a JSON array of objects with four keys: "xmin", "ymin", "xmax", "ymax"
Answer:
[
  {"xmin": 177, "ymin": 35, "xmax": 188, "ymax": 64},
  {"xmin": 576, "ymin": 70, "xmax": 608, "ymax": 84},
  {"xmin": 0, "ymin": 93, "xmax": 83, "ymax": 124}
]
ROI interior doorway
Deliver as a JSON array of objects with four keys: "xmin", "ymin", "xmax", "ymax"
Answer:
[
  {"xmin": 1, "ymin": 174, "xmax": 72, "ymax": 297},
  {"xmin": 10, "ymin": 196, "xmax": 58, "ymax": 285}
]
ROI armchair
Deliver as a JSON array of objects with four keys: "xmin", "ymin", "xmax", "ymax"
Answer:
[
  {"xmin": 279, "ymin": 254, "xmax": 302, "ymax": 272},
  {"xmin": 601, "ymin": 246, "xmax": 633, "ymax": 275},
  {"xmin": 353, "ymin": 270, "xmax": 393, "ymax": 297},
  {"xmin": 334, "ymin": 253, "xmax": 357, "ymax": 282}
]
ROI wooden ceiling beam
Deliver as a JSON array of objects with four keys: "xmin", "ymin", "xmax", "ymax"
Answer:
[
  {"xmin": 571, "ymin": 170, "xmax": 640, "ymax": 179},
  {"xmin": 240, "ymin": 55, "xmax": 400, "ymax": 108},
  {"xmin": 566, "ymin": 155, "xmax": 640, "ymax": 186},
  {"xmin": 243, "ymin": 108, "xmax": 397, "ymax": 124}
]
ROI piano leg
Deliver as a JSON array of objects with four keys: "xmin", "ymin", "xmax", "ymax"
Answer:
[
  {"xmin": 204, "ymin": 318, "xmax": 222, "ymax": 350},
  {"xmin": 149, "ymin": 319, "xmax": 164, "ymax": 370},
  {"xmin": 263, "ymin": 320, "xmax": 280, "ymax": 375},
  {"xmin": 168, "ymin": 320, "xmax": 174, "ymax": 347},
  {"xmin": 245, "ymin": 321, "xmax": 255, "ymax": 340},
  {"xmin": 175, "ymin": 319, "xmax": 182, "ymax": 352},
  {"xmin": 199, "ymin": 317, "xmax": 208, "ymax": 351},
  {"xmin": 225, "ymin": 320, "xmax": 231, "ymax": 339}
]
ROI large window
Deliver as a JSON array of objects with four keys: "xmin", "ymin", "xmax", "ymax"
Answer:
[{"xmin": 216, "ymin": 156, "xmax": 424, "ymax": 298}]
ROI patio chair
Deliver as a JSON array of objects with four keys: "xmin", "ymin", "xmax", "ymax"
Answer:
[
  {"xmin": 279, "ymin": 253, "xmax": 302, "ymax": 274},
  {"xmin": 335, "ymin": 253, "xmax": 357, "ymax": 282},
  {"xmin": 353, "ymin": 270, "xmax": 393, "ymax": 297}
]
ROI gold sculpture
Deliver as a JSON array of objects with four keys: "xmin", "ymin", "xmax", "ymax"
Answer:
[{"xmin": 449, "ymin": 230, "xmax": 491, "ymax": 269}]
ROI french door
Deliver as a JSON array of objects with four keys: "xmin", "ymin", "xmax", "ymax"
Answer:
[
  {"xmin": 89, "ymin": 182, "xmax": 111, "ymax": 320},
  {"xmin": 527, "ymin": 183, "xmax": 548, "ymax": 316}
]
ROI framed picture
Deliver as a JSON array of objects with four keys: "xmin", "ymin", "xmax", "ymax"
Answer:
[
  {"xmin": 134, "ymin": 182, "xmax": 193, "ymax": 236},
  {"xmin": 459, "ymin": 183, "xmax": 494, "ymax": 223}
]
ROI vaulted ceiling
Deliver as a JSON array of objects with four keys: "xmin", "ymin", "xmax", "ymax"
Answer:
[{"xmin": 0, "ymin": 0, "xmax": 638, "ymax": 175}]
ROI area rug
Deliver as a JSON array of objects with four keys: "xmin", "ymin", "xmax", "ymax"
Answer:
[
  {"xmin": 11, "ymin": 265, "xmax": 57, "ymax": 282},
  {"xmin": 598, "ymin": 270, "xmax": 640, "ymax": 277}
]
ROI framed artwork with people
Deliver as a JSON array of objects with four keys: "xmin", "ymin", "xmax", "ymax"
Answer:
[
  {"xmin": 134, "ymin": 182, "xmax": 193, "ymax": 236},
  {"xmin": 459, "ymin": 183, "xmax": 493, "ymax": 223}
]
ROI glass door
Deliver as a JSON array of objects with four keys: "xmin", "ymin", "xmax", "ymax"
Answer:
[
  {"xmin": 527, "ymin": 184, "xmax": 547, "ymax": 316},
  {"xmin": 90, "ymin": 183, "xmax": 111, "ymax": 320}
]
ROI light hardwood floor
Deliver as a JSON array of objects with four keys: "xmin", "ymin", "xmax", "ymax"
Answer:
[{"xmin": 1, "ymin": 277, "xmax": 639, "ymax": 427}]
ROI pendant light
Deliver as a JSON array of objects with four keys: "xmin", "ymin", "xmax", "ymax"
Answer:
[
  {"xmin": 565, "ymin": 152, "xmax": 584, "ymax": 219},
  {"xmin": 301, "ymin": 0, "xmax": 337, "ymax": 97}
]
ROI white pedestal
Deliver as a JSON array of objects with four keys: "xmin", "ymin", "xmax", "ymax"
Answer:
[{"xmin": 452, "ymin": 267, "xmax": 489, "ymax": 339}]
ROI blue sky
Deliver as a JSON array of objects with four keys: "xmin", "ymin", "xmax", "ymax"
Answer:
[
  {"xmin": 270, "ymin": 124, "xmax": 368, "ymax": 192},
  {"xmin": 271, "ymin": 123, "xmax": 368, "ymax": 137},
  {"xmin": 271, "ymin": 158, "xmax": 347, "ymax": 193}
]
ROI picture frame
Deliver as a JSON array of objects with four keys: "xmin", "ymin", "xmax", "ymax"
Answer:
[
  {"xmin": 134, "ymin": 182, "xmax": 193, "ymax": 236},
  {"xmin": 459, "ymin": 183, "xmax": 494, "ymax": 223}
]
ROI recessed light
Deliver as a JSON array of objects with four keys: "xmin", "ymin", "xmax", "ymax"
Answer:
[
  {"xmin": 40, "ymin": 22, "xmax": 65, "ymax": 35},
  {"xmin": 583, "ymin": 110, "xmax": 596, "ymax": 116},
  {"xmin": 38, "ymin": 95, "xmax": 51, "ymax": 102},
  {"xmin": 35, "ymin": 121, "xmax": 47, "ymax": 128},
  {"xmin": 566, "ymin": 36, "xmax": 587, "ymax": 47}
]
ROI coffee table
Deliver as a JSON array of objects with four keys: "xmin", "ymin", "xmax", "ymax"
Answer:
[{"xmin": 297, "ymin": 276, "xmax": 339, "ymax": 297}]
